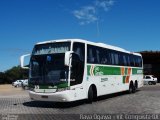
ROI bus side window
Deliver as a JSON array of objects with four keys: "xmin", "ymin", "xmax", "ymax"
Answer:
[
  {"xmin": 135, "ymin": 56, "xmax": 138, "ymax": 67},
  {"xmin": 87, "ymin": 45, "xmax": 110, "ymax": 65},
  {"xmin": 101, "ymin": 50, "xmax": 107, "ymax": 64},
  {"xmin": 126, "ymin": 55, "xmax": 130, "ymax": 66},
  {"xmin": 87, "ymin": 46, "xmax": 94, "ymax": 63},
  {"xmin": 114, "ymin": 52, "xmax": 119, "ymax": 65},
  {"xmin": 138, "ymin": 57, "xmax": 142, "ymax": 67},
  {"xmin": 130, "ymin": 55, "xmax": 135, "ymax": 67},
  {"xmin": 110, "ymin": 50, "xmax": 115, "ymax": 65},
  {"xmin": 95, "ymin": 49, "xmax": 100, "ymax": 64},
  {"xmin": 100, "ymin": 48, "xmax": 108, "ymax": 65},
  {"xmin": 87, "ymin": 45, "xmax": 98, "ymax": 64},
  {"xmin": 119, "ymin": 53, "xmax": 124, "ymax": 66},
  {"xmin": 122, "ymin": 54, "xmax": 126, "ymax": 66}
]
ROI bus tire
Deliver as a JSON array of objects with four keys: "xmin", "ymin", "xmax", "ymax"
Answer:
[
  {"xmin": 129, "ymin": 84, "xmax": 133, "ymax": 94},
  {"xmin": 135, "ymin": 81, "xmax": 138, "ymax": 91},
  {"xmin": 129, "ymin": 82, "xmax": 135, "ymax": 93},
  {"xmin": 87, "ymin": 86, "xmax": 94, "ymax": 103},
  {"xmin": 132, "ymin": 84, "xmax": 136, "ymax": 93}
]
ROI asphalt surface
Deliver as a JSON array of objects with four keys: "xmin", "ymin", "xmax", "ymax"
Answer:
[{"xmin": 0, "ymin": 84, "xmax": 160, "ymax": 120}]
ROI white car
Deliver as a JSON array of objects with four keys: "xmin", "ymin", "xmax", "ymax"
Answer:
[
  {"xmin": 144, "ymin": 75, "xmax": 157, "ymax": 85},
  {"xmin": 12, "ymin": 80, "xmax": 24, "ymax": 87}
]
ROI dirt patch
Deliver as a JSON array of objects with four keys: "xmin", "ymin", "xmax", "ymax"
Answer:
[{"xmin": 0, "ymin": 84, "xmax": 28, "ymax": 96}]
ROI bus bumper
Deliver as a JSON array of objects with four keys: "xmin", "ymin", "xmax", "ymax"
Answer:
[{"xmin": 29, "ymin": 90, "xmax": 75, "ymax": 102}]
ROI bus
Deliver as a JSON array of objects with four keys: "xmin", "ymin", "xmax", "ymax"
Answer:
[{"xmin": 20, "ymin": 39, "xmax": 143, "ymax": 102}]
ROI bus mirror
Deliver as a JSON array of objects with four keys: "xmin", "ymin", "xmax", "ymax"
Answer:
[
  {"xmin": 20, "ymin": 54, "xmax": 31, "ymax": 69},
  {"xmin": 64, "ymin": 51, "xmax": 73, "ymax": 67}
]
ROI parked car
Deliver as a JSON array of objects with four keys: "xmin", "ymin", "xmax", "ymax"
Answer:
[
  {"xmin": 21, "ymin": 79, "xmax": 28, "ymax": 89},
  {"xmin": 144, "ymin": 75, "xmax": 157, "ymax": 85},
  {"xmin": 12, "ymin": 80, "xmax": 24, "ymax": 87}
]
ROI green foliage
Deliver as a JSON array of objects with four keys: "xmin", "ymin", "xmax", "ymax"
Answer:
[
  {"xmin": 0, "ymin": 72, "xmax": 6, "ymax": 84},
  {"xmin": 0, "ymin": 66, "xmax": 28, "ymax": 84}
]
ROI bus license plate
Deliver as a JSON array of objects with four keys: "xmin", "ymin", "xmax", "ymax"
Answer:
[{"xmin": 41, "ymin": 95, "xmax": 48, "ymax": 99}]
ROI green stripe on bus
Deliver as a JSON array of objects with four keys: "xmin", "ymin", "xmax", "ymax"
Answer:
[
  {"xmin": 56, "ymin": 82, "xmax": 68, "ymax": 88},
  {"xmin": 38, "ymin": 83, "xmax": 68, "ymax": 89},
  {"xmin": 132, "ymin": 68, "xmax": 143, "ymax": 74},
  {"xmin": 87, "ymin": 65, "xmax": 91, "ymax": 76},
  {"xmin": 29, "ymin": 82, "xmax": 68, "ymax": 89},
  {"xmin": 87, "ymin": 65, "xmax": 143, "ymax": 76},
  {"xmin": 87, "ymin": 65, "xmax": 121, "ymax": 76}
]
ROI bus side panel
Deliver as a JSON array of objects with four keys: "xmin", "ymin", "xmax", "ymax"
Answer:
[{"xmin": 86, "ymin": 75, "xmax": 143, "ymax": 97}]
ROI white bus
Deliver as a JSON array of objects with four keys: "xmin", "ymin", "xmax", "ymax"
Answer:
[{"xmin": 20, "ymin": 39, "xmax": 143, "ymax": 102}]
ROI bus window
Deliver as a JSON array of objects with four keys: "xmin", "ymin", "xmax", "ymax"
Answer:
[
  {"xmin": 87, "ymin": 45, "xmax": 99, "ymax": 64},
  {"xmin": 110, "ymin": 50, "xmax": 115, "ymax": 65},
  {"xmin": 119, "ymin": 53, "xmax": 124, "ymax": 66},
  {"xmin": 87, "ymin": 46, "xmax": 94, "ymax": 63},
  {"xmin": 96, "ymin": 49, "xmax": 100, "ymax": 64},
  {"xmin": 88, "ymin": 45, "xmax": 110, "ymax": 65},
  {"xmin": 100, "ymin": 49, "xmax": 110, "ymax": 65},
  {"xmin": 136, "ymin": 56, "xmax": 142, "ymax": 67},
  {"xmin": 126, "ymin": 55, "xmax": 130, "ymax": 66},
  {"xmin": 130, "ymin": 55, "xmax": 135, "ymax": 67},
  {"xmin": 114, "ymin": 52, "xmax": 119, "ymax": 65},
  {"xmin": 123, "ymin": 54, "xmax": 127, "ymax": 66}
]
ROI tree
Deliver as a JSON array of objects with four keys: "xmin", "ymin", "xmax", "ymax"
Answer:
[
  {"xmin": 0, "ymin": 72, "xmax": 5, "ymax": 84},
  {"xmin": 0, "ymin": 66, "xmax": 29, "ymax": 84}
]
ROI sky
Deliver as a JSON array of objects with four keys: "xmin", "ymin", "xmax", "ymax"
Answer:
[{"xmin": 0, "ymin": 0, "xmax": 160, "ymax": 72}]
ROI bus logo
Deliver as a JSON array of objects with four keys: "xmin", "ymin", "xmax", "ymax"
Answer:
[{"xmin": 95, "ymin": 66, "xmax": 104, "ymax": 76}]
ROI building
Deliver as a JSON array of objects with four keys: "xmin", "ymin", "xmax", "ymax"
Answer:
[{"xmin": 140, "ymin": 51, "xmax": 160, "ymax": 82}]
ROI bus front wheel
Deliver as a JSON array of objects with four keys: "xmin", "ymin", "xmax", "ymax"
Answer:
[{"xmin": 87, "ymin": 87, "xmax": 94, "ymax": 103}]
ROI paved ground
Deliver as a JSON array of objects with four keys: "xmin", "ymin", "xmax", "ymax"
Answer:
[{"xmin": 0, "ymin": 84, "xmax": 160, "ymax": 120}]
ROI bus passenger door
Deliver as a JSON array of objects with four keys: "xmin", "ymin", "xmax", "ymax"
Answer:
[{"xmin": 70, "ymin": 42, "xmax": 85, "ymax": 100}]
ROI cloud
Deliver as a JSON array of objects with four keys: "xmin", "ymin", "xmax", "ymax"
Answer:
[
  {"xmin": 73, "ymin": 6, "xmax": 98, "ymax": 25},
  {"xmin": 73, "ymin": 0, "xmax": 115, "ymax": 25},
  {"xmin": 95, "ymin": 0, "xmax": 114, "ymax": 11}
]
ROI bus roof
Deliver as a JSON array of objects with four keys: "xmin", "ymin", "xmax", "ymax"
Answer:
[{"xmin": 36, "ymin": 39, "xmax": 141, "ymax": 56}]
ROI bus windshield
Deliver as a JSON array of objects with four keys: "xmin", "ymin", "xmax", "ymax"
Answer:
[{"xmin": 29, "ymin": 42, "xmax": 70, "ymax": 85}]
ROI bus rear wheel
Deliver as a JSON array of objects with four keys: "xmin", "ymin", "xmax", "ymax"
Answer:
[
  {"xmin": 135, "ymin": 81, "xmax": 138, "ymax": 91},
  {"xmin": 129, "ymin": 82, "xmax": 135, "ymax": 93}
]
